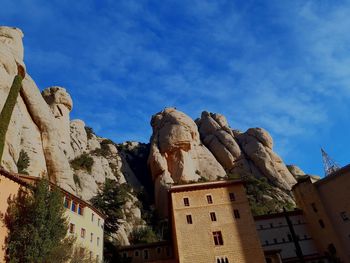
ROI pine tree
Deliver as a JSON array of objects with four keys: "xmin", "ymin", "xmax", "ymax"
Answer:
[
  {"xmin": 2, "ymin": 179, "xmax": 74, "ymax": 263},
  {"xmin": 90, "ymin": 179, "xmax": 131, "ymax": 262}
]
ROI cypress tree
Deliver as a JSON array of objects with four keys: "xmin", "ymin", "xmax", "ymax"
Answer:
[{"xmin": 0, "ymin": 65, "xmax": 25, "ymax": 164}]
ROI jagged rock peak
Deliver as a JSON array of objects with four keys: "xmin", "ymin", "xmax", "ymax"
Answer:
[
  {"xmin": 197, "ymin": 111, "xmax": 297, "ymax": 191},
  {"xmin": 148, "ymin": 107, "xmax": 226, "ymax": 217},
  {"xmin": 42, "ymin": 86, "xmax": 73, "ymax": 111}
]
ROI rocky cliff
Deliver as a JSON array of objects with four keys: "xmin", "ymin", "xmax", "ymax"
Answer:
[
  {"xmin": 1, "ymin": 26, "xmax": 309, "ymax": 243},
  {"xmin": 0, "ymin": 26, "xmax": 143, "ymax": 245}
]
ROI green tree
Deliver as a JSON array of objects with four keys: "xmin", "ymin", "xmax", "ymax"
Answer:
[
  {"xmin": 16, "ymin": 150, "xmax": 30, "ymax": 174},
  {"xmin": 2, "ymin": 179, "xmax": 74, "ymax": 263},
  {"xmin": 90, "ymin": 179, "xmax": 131, "ymax": 262},
  {"xmin": 0, "ymin": 69, "xmax": 24, "ymax": 163},
  {"xmin": 129, "ymin": 227, "xmax": 158, "ymax": 244}
]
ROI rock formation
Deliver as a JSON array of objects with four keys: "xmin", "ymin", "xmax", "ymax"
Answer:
[
  {"xmin": 0, "ymin": 26, "xmax": 144, "ymax": 245},
  {"xmin": 197, "ymin": 111, "xmax": 297, "ymax": 190},
  {"xmin": 148, "ymin": 108, "xmax": 226, "ymax": 216}
]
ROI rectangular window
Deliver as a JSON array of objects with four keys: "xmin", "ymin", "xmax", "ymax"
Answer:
[
  {"xmin": 97, "ymin": 237, "xmax": 100, "ymax": 246},
  {"xmin": 186, "ymin": 214, "xmax": 193, "ymax": 224},
  {"xmin": 81, "ymin": 228, "xmax": 86, "ymax": 238},
  {"xmin": 78, "ymin": 205, "xmax": 84, "ymax": 215},
  {"xmin": 213, "ymin": 231, "xmax": 224, "ymax": 246},
  {"xmin": 90, "ymin": 233, "xmax": 93, "ymax": 242},
  {"xmin": 183, "ymin": 197, "xmax": 189, "ymax": 206},
  {"xmin": 340, "ymin": 211, "xmax": 349, "ymax": 221},
  {"xmin": 144, "ymin": 250, "xmax": 149, "ymax": 259},
  {"xmin": 287, "ymin": 234, "xmax": 292, "ymax": 241},
  {"xmin": 273, "ymin": 238, "xmax": 277, "ymax": 244},
  {"xmin": 91, "ymin": 213, "xmax": 94, "ymax": 222},
  {"xmin": 319, "ymin": 219, "xmax": 325, "ymax": 228},
  {"xmin": 210, "ymin": 212, "xmax": 217, "ymax": 222},
  {"xmin": 157, "ymin": 247, "xmax": 161, "ymax": 254},
  {"xmin": 135, "ymin": 250, "xmax": 139, "ymax": 257},
  {"xmin": 234, "ymin": 209, "xmax": 240, "ymax": 219},
  {"xmin": 311, "ymin": 203, "xmax": 318, "ymax": 213},
  {"xmin": 71, "ymin": 201, "xmax": 77, "ymax": 212},
  {"xmin": 207, "ymin": 195, "xmax": 213, "ymax": 204},
  {"xmin": 64, "ymin": 197, "xmax": 70, "ymax": 208},
  {"xmin": 229, "ymin": 192, "xmax": 235, "ymax": 201},
  {"xmin": 98, "ymin": 218, "xmax": 100, "ymax": 226},
  {"xmin": 69, "ymin": 223, "xmax": 75, "ymax": 234}
]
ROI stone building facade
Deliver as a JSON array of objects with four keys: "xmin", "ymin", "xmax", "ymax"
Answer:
[
  {"xmin": 170, "ymin": 180, "xmax": 265, "ymax": 263},
  {"xmin": 292, "ymin": 164, "xmax": 350, "ymax": 262},
  {"xmin": 0, "ymin": 168, "xmax": 105, "ymax": 262},
  {"xmin": 255, "ymin": 210, "xmax": 328, "ymax": 262}
]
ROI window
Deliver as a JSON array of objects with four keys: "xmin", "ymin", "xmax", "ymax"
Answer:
[
  {"xmin": 273, "ymin": 238, "xmax": 277, "ymax": 244},
  {"xmin": 270, "ymin": 223, "xmax": 273, "ymax": 228},
  {"xmin": 319, "ymin": 219, "xmax": 325, "ymax": 228},
  {"xmin": 210, "ymin": 212, "xmax": 217, "ymax": 222},
  {"xmin": 144, "ymin": 250, "xmax": 149, "ymax": 259},
  {"xmin": 265, "ymin": 240, "xmax": 269, "ymax": 245},
  {"xmin": 186, "ymin": 214, "xmax": 193, "ymax": 224},
  {"xmin": 97, "ymin": 237, "xmax": 100, "ymax": 246},
  {"xmin": 69, "ymin": 223, "xmax": 75, "ymax": 234},
  {"xmin": 89, "ymin": 251, "xmax": 92, "ymax": 260},
  {"xmin": 233, "ymin": 209, "xmax": 240, "ymax": 219},
  {"xmin": 71, "ymin": 201, "xmax": 77, "ymax": 212},
  {"xmin": 229, "ymin": 192, "xmax": 235, "ymax": 201},
  {"xmin": 213, "ymin": 231, "xmax": 224, "ymax": 246},
  {"xmin": 123, "ymin": 252, "xmax": 127, "ymax": 258},
  {"xmin": 135, "ymin": 250, "xmax": 139, "ymax": 257},
  {"xmin": 282, "ymin": 238, "xmax": 286, "ymax": 242},
  {"xmin": 340, "ymin": 211, "xmax": 349, "ymax": 221},
  {"xmin": 90, "ymin": 233, "xmax": 93, "ymax": 242},
  {"xmin": 259, "ymin": 225, "xmax": 263, "ymax": 229},
  {"xmin": 64, "ymin": 197, "xmax": 70, "ymax": 208},
  {"xmin": 78, "ymin": 205, "xmax": 84, "ymax": 215},
  {"xmin": 311, "ymin": 203, "xmax": 318, "ymax": 213},
  {"xmin": 91, "ymin": 213, "xmax": 94, "ymax": 222},
  {"xmin": 207, "ymin": 195, "xmax": 213, "ymax": 204},
  {"xmin": 183, "ymin": 197, "xmax": 189, "ymax": 206},
  {"xmin": 98, "ymin": 218, "xmax": 100, "ymax": 226},
  {"xmin": 287, "ymin": 234, "xmax": 292, "ymax": 241},
  {"xmin": 81, "ymin": 228, "xmax": 86, "ymax": 238},
  {"xmin": 157, "ymin": 247, "xmax": 161, "ymax": 254}
]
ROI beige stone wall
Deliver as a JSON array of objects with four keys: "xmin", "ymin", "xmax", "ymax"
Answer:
[
  {"xmin": 118, "ymin": 242, "xmax": 174, "ymax": 263},
  {"xmin": 293, "ymin": 177, "xmax": 348, "ymax": 261},
  {"xmin": 170, "ymin": 182, "xmax": 265, "ymax": 263},
  {"xmin": 64, "ymin": 197, "xmax": 104, "ymax": 262},
  {"xmin": 0, "ymin": 176, "xmax": 21, "ymax": 262}
]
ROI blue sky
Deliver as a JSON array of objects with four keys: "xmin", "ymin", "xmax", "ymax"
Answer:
[{"xmin": 2, "ymin": 0, "xmax": 350, "ymax": 176}]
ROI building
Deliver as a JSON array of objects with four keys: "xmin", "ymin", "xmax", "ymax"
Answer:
[
  {"xmin": 255, "ymin": 209, "xmax": 327, "ymax": 262},
  {"xmin": 119, "ymin": 179, "xmax": 266, "ymax": 263},
  {"xmin": 0, "ymin": 167, "xmax": 105, "ymax": 262},
  {"xmin": 292, "ymin": 164, "xmax": 350, "ymax": 262},
  {"xmin": 118, "ymin": 241, "xmax": 175, "ymax": 263},
  {"xmin": 170, "ymin": 179, "xmax": 265, "ymax": 263}
]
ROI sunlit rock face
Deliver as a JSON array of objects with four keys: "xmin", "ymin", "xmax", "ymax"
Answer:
[
  {"xmin": 197, "ymin": 111, "xmax": 297, "ymax": 191},
  {"xmin": 148, "ymin": 108, "xmax": 226, "ymax": 216}
]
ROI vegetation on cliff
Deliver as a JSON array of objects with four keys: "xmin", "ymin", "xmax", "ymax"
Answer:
[{"xmin": 0, "ymin": 74, "xmax": 23, "ymax": 163}]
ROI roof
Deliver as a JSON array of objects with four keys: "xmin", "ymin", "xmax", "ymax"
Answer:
[
  {"xmin": 0, "ymin": 167, "xmax": 106, "ymax": 219},
  {"xmin": 169, "ymin": 179, "xmax": 243, "ymax": 193},
  {"xmin": 118, "ymin": 241, "xmax": 172, "ymax": 251},
  {"xmin": 292, "ymin": 163, "xmax": 350, "ymax": 190},
  {"xmin": 315, "ymin": 163, "xmax": 350, "ymax": 187},
  {"xmin": 254, "ymin": 209, "xmax": 303, "ymax": 220}
]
